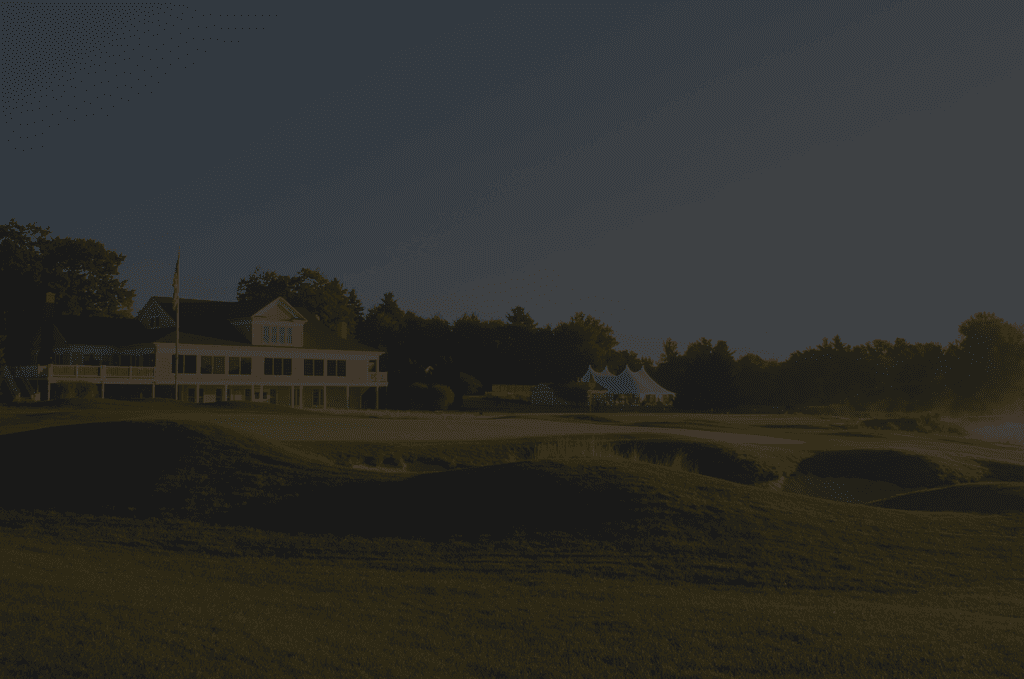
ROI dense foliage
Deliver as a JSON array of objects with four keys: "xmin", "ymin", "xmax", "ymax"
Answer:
[{"xmin": 6, "ymin": 217, "xmax": 1024, "ymax": 414}]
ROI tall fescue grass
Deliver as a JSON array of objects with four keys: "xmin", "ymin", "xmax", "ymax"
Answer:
[{"xmin": 532, "ymin": 436, "xmax": 700, "ymax": 474}]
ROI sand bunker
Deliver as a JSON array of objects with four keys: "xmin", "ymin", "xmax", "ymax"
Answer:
[{"xmin": 755, "ymin": 472, "xmax": 930, "ymax": 504}]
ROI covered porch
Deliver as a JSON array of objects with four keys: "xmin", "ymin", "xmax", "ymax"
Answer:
[{"xmin": 11, "ymin": 364, "xmax": 386, "ymax": 410}]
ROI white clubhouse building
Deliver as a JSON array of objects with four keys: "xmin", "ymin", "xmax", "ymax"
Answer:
[{"xmin": 4, "ymin": 293, "xmax": 387, "ymax": 409}]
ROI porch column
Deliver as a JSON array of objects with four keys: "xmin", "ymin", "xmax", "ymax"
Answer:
[{"xmin": 375, "ymin": 386, "xmax": 379, "ymax": 410}]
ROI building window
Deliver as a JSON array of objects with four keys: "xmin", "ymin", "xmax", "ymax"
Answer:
[
  {"xmin": 201, "ymin": 356, "xmax": 212, "ymax": 374},
  {"xmin": 271, "ymin": 327, "xmax": 278, "ymax": 343},
  {"xmin": 173, "ymin": 355, "xmax": 197, "ymax": 374},
  {"xmin": 369, "ymin": 360, "xmax": 376, "ymax": 372},
  {"xmin": 303, "ymin": 359, "xmax": 327, "ymax": 376},
  {"xmin": 263, "ymin": 326, "xmax": 270, "ymax": 343},
  {"xmin": 287, "ymin": 327, "xmax": 293, "ymax": 344},
  {"xmin": 142, "ymin": 353, "xmax": 155, "ymax": 368},
  {"xmin": 264, "ymin": 357, "xmax": 273, "ymax": 375},
  {"xmin": 283, "ymin": 358, "xmax": 292, "ymax": 375},
  {"xmin": 337, "ymin": 360, "xmax": 346, "ymax": 377},
  {"xmin": 274, "ymin": 358, "xmax": 283, "ymax": 375},
  {"xmin": 327, "ymin": 360, "xmax": 336, "ymax": 377},
  {"xmin": 229, "ymin": 357, "xmax": 240, "ymax": 375},
  {"xmin": 245, "ymin": 389, "xmax": 251, "ymax": 401},
  {"xmin": 213, "ymin": 356, "xmax": 225, "ymax": 374},
  {"xmin": 241, "ymin": 356, "xmax": 251, "ymax": 375}
]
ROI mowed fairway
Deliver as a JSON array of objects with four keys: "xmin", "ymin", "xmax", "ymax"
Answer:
[{"xmin": 1, "ymin": 397, "xmax": 1022, "ymax": 678}]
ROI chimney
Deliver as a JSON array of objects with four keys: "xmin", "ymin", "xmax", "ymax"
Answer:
[{"xmin": 341, "ymin": 321, "xmax": 347, "ymax": 340}]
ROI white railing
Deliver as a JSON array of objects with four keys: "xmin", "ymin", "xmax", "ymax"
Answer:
[
  {"xmin": 25, "ymin": 363, "xmax": 382, "ymax": 382},
  {"xmin": 43, "ymin": 365, "xmax": 155, "ymax": 379}
]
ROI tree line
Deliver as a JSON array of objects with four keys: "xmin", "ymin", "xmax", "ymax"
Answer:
[{"xmin": 4, "ymin": 218, "xmax": 1024, "ymax": 415}]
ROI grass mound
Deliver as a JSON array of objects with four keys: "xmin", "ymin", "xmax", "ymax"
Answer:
[
  {"xmin": 2, "ymin": 418, "xmax": 1022, "ymax": 594},
  {"xmin": 0, "ymin": 419, "xmax": 344, "ymax": 525}
]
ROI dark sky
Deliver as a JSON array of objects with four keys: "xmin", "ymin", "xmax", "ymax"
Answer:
[{"xmin": 5, "ymin": 0, "xmax": 1021, "ymax": 363}]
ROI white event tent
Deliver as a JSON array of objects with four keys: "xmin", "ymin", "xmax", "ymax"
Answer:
[{"xmin": 580, "ymin": 365, "xmax": 675, "ymax": 405}]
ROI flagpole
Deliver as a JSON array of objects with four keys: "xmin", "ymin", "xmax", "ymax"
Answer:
[{"xmin": 174, "ymin": 248, "xmax": 180, "ymax": 400}]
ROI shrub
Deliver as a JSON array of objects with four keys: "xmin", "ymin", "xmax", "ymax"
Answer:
[
  {"xmin": 548, "ymin": 382, "xmax": 590, "ymax": 405},
  {"xmin": 407, "ymin": 382, "xmax": 431, "ymax": 410},
  {"xmin": 459, "ymin": 372, "xmax": 483, "ymax": 395},
  {"xmin": 56, "ymin": 381, "xmax": 99, "ymax": 399},
  {"xmin": 425, "ymin": 384, "xmax": 454, "ymax": 411}
]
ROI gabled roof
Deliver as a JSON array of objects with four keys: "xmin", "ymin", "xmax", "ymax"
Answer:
[
  {"xmin": 580, "ymin": 365, "xmax": 613, "ymax": 383},
  {"xmin": 139, "ymin": 296, "xmax": 380, "ymax": 351},
  {"xmin": 17, "ymin": 295, "xmax": 380, "ymax": 355}
]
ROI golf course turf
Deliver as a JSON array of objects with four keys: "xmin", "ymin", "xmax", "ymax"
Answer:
[{"xmin": 1, "ymin": 397, "xmax": 1021, "ymax": 678}]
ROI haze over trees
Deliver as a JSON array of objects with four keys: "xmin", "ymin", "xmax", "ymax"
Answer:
[{"xmin": 4, "ymin": 216, "xmax": 1024, "ymax": 416}]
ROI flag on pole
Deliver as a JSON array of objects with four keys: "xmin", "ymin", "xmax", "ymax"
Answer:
[{"xmin": 172, "ymin": 250, "xmax": 180, "ymax": 312}]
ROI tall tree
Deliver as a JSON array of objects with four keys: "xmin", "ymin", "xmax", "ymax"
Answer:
[
  {"xmin": 667, "ymin": 338, "xmax": 739, "ymax": 411},
  {"xmin": 357, "ymin": 292, "xmax": 409, "ymax": 357},
  {"xmin": 236, "ymin": 267, "xmax": 364, "ymax": 342},
  {"xmin": 603, "ymin": 348, "xmax": 655, "ymax": 375},
  {"xmin": 658, "ymin": 338, "xmax": 681, "ymax": 365},
  {"xmin": 505, "ymin": 305, "xmax": 537, "ymax": 330},
  {"xmin": 733, "ymin": 353, "xmax": 783, "ymax": 411},
  {"xmin": 1, "ymin": 219, "xmax": 135, "ymax": 363},
  {"xmin": 944, "ymin": 312, "xmax": 1024, "ymax": 412},
  {"xmin": 554, "ymin": 311, "xmax": 618, "ymax": 376}
]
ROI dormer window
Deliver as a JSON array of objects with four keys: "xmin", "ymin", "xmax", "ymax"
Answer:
[{"xmin": 262, "ymin": 325, "xmax": 293, "ymax": 344}]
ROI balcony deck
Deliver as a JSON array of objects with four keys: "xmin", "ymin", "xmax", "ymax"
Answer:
[{"xmin": 16, "ymin": 365, "xmax": 387, "ymax": 385}]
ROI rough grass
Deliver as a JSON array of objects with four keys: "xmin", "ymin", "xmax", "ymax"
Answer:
[
  {"xmin": 860, "ymin": 411, "xmax": 969, "ymax": 436},
  {"xmin": 0, "ymin": 400, "xmax": 1022, "ymax": 678}
]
